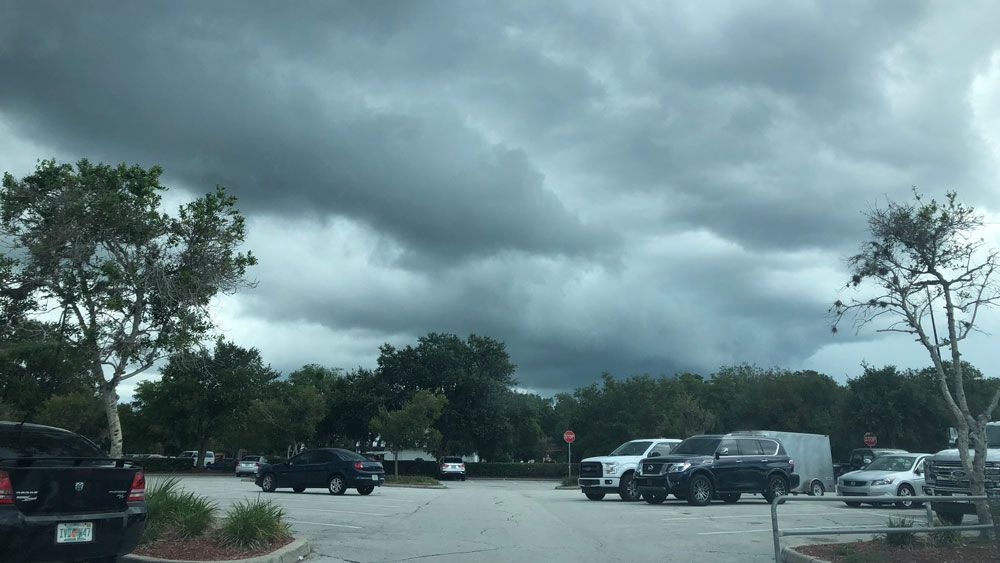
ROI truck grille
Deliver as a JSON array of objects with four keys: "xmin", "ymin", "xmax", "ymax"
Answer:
[
  {"xmin": 640, "ymin": 462, "xmax": 666, "ymax": 475},
  {"xmin": 930, "ymin": 461, "xmax": 970, "ymax": 489},
  {"xmin": 580, "ymin": 462, "xmax": 602, "ymax": 478}
]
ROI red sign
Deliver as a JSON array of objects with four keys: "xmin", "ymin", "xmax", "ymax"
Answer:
[
  {"xmin": 563, "ymin": 430, "xmax": 576, "ymax": 444},
  {"xmin": 863, "ymin": 432, "xmax": 877, "ymax": 447}
]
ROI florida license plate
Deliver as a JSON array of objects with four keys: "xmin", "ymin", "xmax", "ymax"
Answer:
[
  {"xmin": 56, "ymin": 522, "xmax": 93, "ymax": 543},
  {"xmin": 372, "ymin": 475, "xmax": 379, "ymax": 481}
]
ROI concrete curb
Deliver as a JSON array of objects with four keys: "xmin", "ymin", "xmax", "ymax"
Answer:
[
  {"xmin": 382, "ymin": 482, "xmax": 447, "ymax": 489},
  {"xmin": 781, "ymin": 545, "xmax": 830, "ymax": 563},
  {"xmin": 554, "ymin": 486, "xmax": 578, "ymax": 490},
  {"xmin": 124, "ymin": 538, "xmax": 310, "ymax": 563}
]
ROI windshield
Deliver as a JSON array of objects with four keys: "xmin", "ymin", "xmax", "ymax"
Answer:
[
  {"xmin": 609, "ymin": 441, "xmax": 652, "ymax": 456},
  {"xmin": 990, "ymin": 426, "xmax": 1000, "ymax": 448},
  {"xmin": 671, "ymin": 437, "xmax": 721, "ymax": 456},
  {"xmin": 863, "ymin": 456, "xmax": 916, "ymax": 472}
]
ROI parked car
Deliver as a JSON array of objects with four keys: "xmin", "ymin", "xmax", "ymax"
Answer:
[
  {"xmin": 925, "ymin": 422, "xmax": 1000, "ymax": 525},
  {"xmin": 178, "ymin": 450, "xmax": 215, "ymax": 468},
  {"xmin": 838, "ymin": 453, "xmax": 929, "ymax": 508},
  {"xmin": 578, "ymin": 438, "xmax": 682, "ymax": 501},
  {"xmin": 439, "ymin": 456, "xmax": 466, "ymax": 480},
  {"xmin": 236, "ymin": 455, "xmax": 268, "ymax": 477},
  {"xmin": 0, "ymin": 421, "xmax": 147, "ymax": 562},
  {"xmin": 256, "ymin": 448, "xmax": 386, "ymax": 495},
  {"xmin": 635, "ymin": 432, "xmax": 800, "ymax": 506}
]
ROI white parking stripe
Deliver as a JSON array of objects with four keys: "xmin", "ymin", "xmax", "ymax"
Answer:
[
  {"xmin": 662, "ymin": 511, "xmax": 901, "ymax": 522},
  {"xmin": 288, "ymin": 520, "xmax": 363, "ymax": 529},
  {"xmin": 282, "ymin": 507, "xmax": 387, "ymax": 516}
]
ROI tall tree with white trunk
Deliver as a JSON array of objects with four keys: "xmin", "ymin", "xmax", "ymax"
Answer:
[
  {"xmin": 0, "ymin": 159, "xmax": 255, "ymax": 456},
  {"xmin": 831, "ymin": 190, "xmax": 1000, "ymax": 531}
]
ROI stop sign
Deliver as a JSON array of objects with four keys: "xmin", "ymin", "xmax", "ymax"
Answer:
[
  {"xmin": 563, "ymin": 430, "xmax": 576, "ymax": 443},
  {"xmin": 863, "ymin": 432, "xmax": 877, "ymax": 447}
]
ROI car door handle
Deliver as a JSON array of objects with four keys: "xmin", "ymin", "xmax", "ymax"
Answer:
[{"xmin": 735, "ymin": 460, "xmax": 743, "ymax": 463}]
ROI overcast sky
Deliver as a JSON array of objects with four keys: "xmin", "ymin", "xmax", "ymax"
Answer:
[{"xmin": 2, "ymin": 1, "xmax": 1000, "ymax": 398}]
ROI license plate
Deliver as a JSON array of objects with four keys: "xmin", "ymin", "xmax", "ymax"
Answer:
[
  {"xmin": 372, "ymin": 475, "xmax": 379, "ymax": 481},
  {"xmin": 56, "ymin": 522, "xmax": 93, "ymax": 544}
]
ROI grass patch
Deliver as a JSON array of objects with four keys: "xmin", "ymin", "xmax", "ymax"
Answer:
[
  {"xmin": 386, "ymin": 475, "xmax": 442, "ymax": 486},
  {"xmin": 881, "ymin": 517, "xmax": 916, "ymax": 547},
  {"xmin": 141, "ymin": 478, "xmax": 217, "ymax": 543},
  {"xmin": 928, "ymin": 517, "xmax": 964, "ymax": 548},
  {"xmin": 219, "ymin": 498, "xmax": 291, "ymax": 551}
]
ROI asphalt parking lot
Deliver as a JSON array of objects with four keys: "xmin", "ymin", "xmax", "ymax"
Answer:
[{"xmin": 161, "ymin": 476, "xmax": 927, "ymax": 562}]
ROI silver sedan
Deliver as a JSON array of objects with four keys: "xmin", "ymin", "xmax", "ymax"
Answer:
[{"xmin": 837, "ymin": 453, "xmax": 930, "ymax": 508}]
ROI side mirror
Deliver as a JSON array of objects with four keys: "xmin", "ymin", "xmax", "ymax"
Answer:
[
  {"xmin": 715, "ymin": 447, "xmax": 728, "ymax": 459},
  {"xmin": 649, "ymin": 452, "xmax": 661, "ymax": 458}
]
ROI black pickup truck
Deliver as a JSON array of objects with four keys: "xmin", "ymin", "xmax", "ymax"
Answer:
[{"xmin": 0, "ymin": 421, "xmax": 147, "ymax": 562}]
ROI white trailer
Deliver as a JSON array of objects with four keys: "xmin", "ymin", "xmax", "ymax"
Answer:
[{"xmin": 752, "ymin": 430, "xmax": 835, "ymax": 496}]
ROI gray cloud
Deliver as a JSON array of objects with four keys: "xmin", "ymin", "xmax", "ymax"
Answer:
[{"xmin": 3, "ymin": 1, "xmax": 1000, "ymax": 391}]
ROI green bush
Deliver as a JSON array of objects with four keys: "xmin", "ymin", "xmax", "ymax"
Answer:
[
  {"xmin": 220, "ymin": 498, "xmax": 291, "ymax": 551},
  {"xmin": 928, "ymin": 518, "xmax": 963, "ymax": 547},
  {"xmin": 883, "ymin": 517, "xmax": 916, "ymax": 547},
  {"xmin": 140, "ymin": 478, "xmax": 217, "ymax": 543}
]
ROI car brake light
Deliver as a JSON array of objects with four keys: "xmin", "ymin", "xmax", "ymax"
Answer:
[
  {"xmin": 128, "ymin": 470, "xmax": 145, "ymax": 502},
  {"xmin": 255, "ymin": 462, "xmax": 260, "ymax": 467},
  {"xmin": 0, "ymin": 471, "xmax": 13, "ymax": 505},
  {"xmin": 459, "ymin": 463, "xmax": 465, "ymax": 469},
  {"xmin": 354, "ymin": 462, "xmax": 364, "ymax": 470}
]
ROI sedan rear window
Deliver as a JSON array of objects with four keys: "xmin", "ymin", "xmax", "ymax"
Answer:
[
  {"xmin": 0, "ymin": 427, "xmax": 106, "ymax": 459},
  {"xmin": 442, "ymin": 457, "xmax": 463, "ymax": 463},
  {"xmin": 241, "ymin": 456, "xmax": 261, "ymax": 462},
  {"xmin": 335, "ymin": 449, "xmax": 368, "ymax": 461}
]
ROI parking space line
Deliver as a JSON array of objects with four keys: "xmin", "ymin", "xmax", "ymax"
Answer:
[
  {"xmin": 288, "ymin": 520, "xmax": 363, "ymax": 529},
  {"xmin": 281, "ymin": 507, "xmax": 388, "ymax": 516},
  {"xmin": 662, "ymin": 511, "xmax": 900, "ymax": 522}
]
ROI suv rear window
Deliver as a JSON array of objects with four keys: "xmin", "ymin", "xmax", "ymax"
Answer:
[
  {"xmin": 0, "ymin": 427, "xmax": 106, "ymax": 459},
  {"xmin": 442, "ymin": 457, "xmax": 463, "ymax": 463},
  {"xmin": 241, "ymin": 456, "xmax": 261, "ymax": 462}
]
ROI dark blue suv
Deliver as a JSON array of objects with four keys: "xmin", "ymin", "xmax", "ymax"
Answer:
[
  {"xmin": 256, "ymin": 448, "xmax": 385, "ymax": 495},
  {"xmin": 635, "ymin": 433, "xmax": 799, "ymax": 506}
]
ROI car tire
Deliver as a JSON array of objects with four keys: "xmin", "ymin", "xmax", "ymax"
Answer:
[
  {"xmin": 845, "ymin": 501, "xmax": 861, "ymax": 508},
  {"xmin": 461, "ymin": 475, "xmax": 466, "ymax": 481},
  {"xmin": 936, "ymin": 511, "xmax": 963, "ymax": 526},
  {"xmin": 720, "ymin": 493, "xmax": 741, "ymax": 504},
  {"xmin": 643, "ymin": 492, "xmax": 666, "ymax": 504},
  {"xmin": 584, "ymin": 491, "xmax": 606, "ymax": 501},
  {"xmin": 762, "ymin": 475, "xmax": 788, "ymax": 504},
  {"xmin": 809, "ymin": 480, "xmax": 825, "ymax": 496},
  {"xmin": 687, "ymin": 474, "xmax": 713, "ymax": 506},
  {"xmin": 357, "ymin": 484, "xmax": 375, "ymax": 495},
  {"xmin": 328, "ymin": 474, "xmax": 347, "ymax": 495},
  {"xmin": 618, "ymin": 472, "xmax": 641, "ymax": 501},
  {"xmin": 260, "ymin": 473, "xmax": 277, "ymax": 493},
  {"xmin": 895, "ymin": 484, "xmax": 917, "ymax": 508},
  {"xmin": 293, "ymin": 486, "xmax": 306, "ymax": 493}
]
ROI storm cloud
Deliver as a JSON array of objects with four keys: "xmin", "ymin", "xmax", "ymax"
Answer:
[{"xmin": 2, "ymin": 0, "xmax": 1000, "ymax": 392}]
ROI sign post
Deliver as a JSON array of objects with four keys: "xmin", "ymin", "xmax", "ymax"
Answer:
[
  {"xmin": 563, "ymin": 430, "xmax": 576, "ymax": 480},
  {"xmin": 863, "ymin": 432, "xmax": 877, "ymax": 447}
]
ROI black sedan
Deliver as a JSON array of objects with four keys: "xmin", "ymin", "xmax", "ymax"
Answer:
[
  {"xmin": 0, "ymin": 421, "xmax": 146, "ymax": 562},
  {"xmin": 256, "ymin": 448, "xmax": 385, "ymax": 495}
]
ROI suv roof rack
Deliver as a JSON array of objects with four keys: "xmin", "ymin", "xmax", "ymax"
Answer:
[{"xmin": 726, "ymin": 431, "xmax": 768, "ymax": 436}]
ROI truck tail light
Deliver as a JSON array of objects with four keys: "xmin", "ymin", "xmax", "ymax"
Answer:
[
  {"xmin": 128, "ymin": 470, "xmax": 146, "ymax": 502},
  {"xmin": 0, "ymin": 471, "xmax": 13, "ymax": 505}
]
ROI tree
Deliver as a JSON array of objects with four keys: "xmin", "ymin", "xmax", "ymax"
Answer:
[
  {"xmin": 0, "ymin": 321, "xmax": 92, "ymax": 420},
  {"xmin": 137, "ymin": 340, "xmax": 278, "ymax": 465},
  {"xmin": 370, "ymin": 390, "xmax": 447, "ymax": 476},
  {"xmin": 35, "ymin": 391, "xmax": 106, "ymax": 443},
  {"xmin": 247, "ymin": 377, "xmax": 328, "ymax": 457},
  {"xmin": 831, "ymin": 191, "xmax": 1000, "ymax": 530},
  {"xmin": 0, "ymin": 159, "xmax": 256, "ymax": 456}
]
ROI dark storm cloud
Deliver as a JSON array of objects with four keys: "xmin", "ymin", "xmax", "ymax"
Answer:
[{"xmin": 2, "ymin": 1, "xmax": 999, "ymax": 391}]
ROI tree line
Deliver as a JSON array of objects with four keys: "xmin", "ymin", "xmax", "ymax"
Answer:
[{"xmin": 3, "ymin": 324, "xmax": 990, "ymax": 464}]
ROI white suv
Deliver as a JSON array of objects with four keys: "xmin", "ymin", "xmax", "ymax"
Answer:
[
  {"xmin": 179, "ymin": 450, "xmax": 215, "ymax": 468},
  {"xmin": 579, "ymin": 438, "xmax": 681, "ymax": 501}
]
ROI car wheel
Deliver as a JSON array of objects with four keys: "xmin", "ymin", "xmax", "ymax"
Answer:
[
  {"xmin": 720, "ymin": 493, "xmax": 741, "ymax": 504},
  {"xmin": 328, "ymin": 474, "xmax": 347, "ymax": 495},
  {"xmin": 461, "ymin": 475, "xmax": 466, "ymax": 481},
  {"xmin": 618, "ymin": 472, "xmax": 641, "ymax": 501},
  {"xmin": 357, "ymin": 484, "xmax": 375, "ymax": 495},
  {"xmin": 809, "ymin": 480, "xmax": 825, "ymax": 496},
  {"xmin": 687, "ymin": 474, "xmax": 713, "ymax": 506},
  {"xmin": 643, "ymin": 492, "xmax": 666, "ymax": 504},
  {"xmin": 762, "ymin": 475, "xmax": 788, "ymax": 503},
  {"xmin": 584, "ymin": 491, "xmax": 606, "ymax": 501},
  {"xmin": 936, "ymin": 511, "xmax": 963, "ymax": 526},
  {"xmin": 260, "ymin": 473, "xmax": 277, "ymax": 493},
  {"xmin": 895, "ymin": 484, "xmax": 916, "ymax": 508},
  {"xmin": 293, "ymin": 486, "xmax": 306, "ymax": 493},
  {"xmin": 845, "ymin": 501, "xmax": 861, "ymax": 508}
]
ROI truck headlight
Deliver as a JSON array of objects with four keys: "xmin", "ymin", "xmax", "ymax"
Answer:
[
  {"xmin": 668, "ymin": 463, "xmax": 691, "ymax": 473},
  {"xmin": 870, "ymin": 477, "xmax": 895, "ymax": 486},
  {"xmin": 603, "ymin": 463, "xmax": 618, "ymax": 475}
]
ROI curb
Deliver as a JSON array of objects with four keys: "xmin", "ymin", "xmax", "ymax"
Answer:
[
  {"xmin": 781, "ymin": 546, "xmax": 830, "ymax": 563},
  {"xmin": 124, "ymin": 538, "xmax": 310, "ymax": 563},
  {"xmin": 382, "ymin": 482, "xmax": 447, "ymax": 489},
  {"xmin": 554, "ymin": 486, "xmax": 578, "ymax": 490}
]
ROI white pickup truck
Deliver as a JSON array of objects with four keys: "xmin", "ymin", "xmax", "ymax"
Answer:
[
  {"xmin": 923, "ymin": 422, "xmax": 1000, "ymax": 525},
  {"xmin": 579, "ymin": 438, "xmax": 681, "ymax": 501}
]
